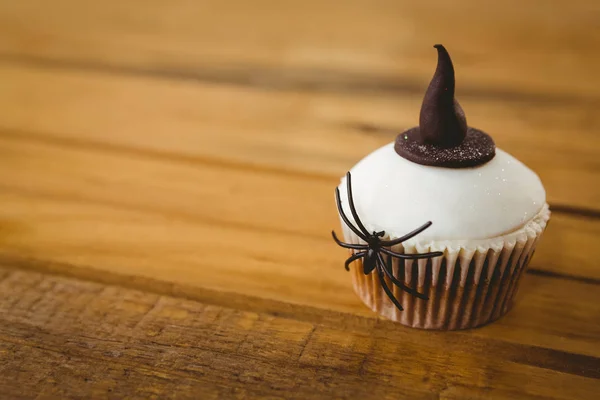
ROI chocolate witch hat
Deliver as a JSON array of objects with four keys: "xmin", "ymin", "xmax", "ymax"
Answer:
[{"xmin": 395, "ymin": 44, "xmax": 495, "ymax": 168}]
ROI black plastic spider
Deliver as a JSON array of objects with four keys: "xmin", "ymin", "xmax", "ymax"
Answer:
[{"xmin": 332, "ymin": 171, "xmax": 444, "ymax": 311}]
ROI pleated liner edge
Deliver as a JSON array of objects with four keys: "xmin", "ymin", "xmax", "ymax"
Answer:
[{"xmin": 341, "ymin": 205, "xmax": 551, "ymax": 330}]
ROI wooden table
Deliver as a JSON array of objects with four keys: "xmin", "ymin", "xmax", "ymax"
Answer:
[{"xmin": 1, "ymin": 1, "xmax": 599, "ymax": 399}]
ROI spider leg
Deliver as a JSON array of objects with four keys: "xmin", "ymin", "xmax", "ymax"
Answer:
[
  {"xmin": 375, "ymin": 264, "xmax": 404, "ymax": 311},
  {"xmin": 377, "ymin": 253, "xmax": 429, "ymax": 300},
  {"xmin": 344, "ymin": 252, "xmax": 366, "ymax": 271},
  {"xmin": 380, "ymin": 247, "xmax": 444, "ymax": 260},
  {"xmin": 345, "ymin": 171, "xmax": 371, "ymax": 237},
  {"xmin": 335, "ymin": 187, "xmax": 369, "ymax": 242},
  {"xmin": 331, "ymin": 231, "xmax": 369, "ymax": 250},
  {"xmin": 379, "ymin": 221, "xmax": 433, "ymax": 246}
]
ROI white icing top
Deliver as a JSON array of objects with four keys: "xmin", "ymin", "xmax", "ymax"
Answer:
[{"xmin": 338, "ymin": 143, "xmax": 546, "ymax": 241}]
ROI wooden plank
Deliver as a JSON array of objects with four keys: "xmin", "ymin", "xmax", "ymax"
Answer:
[
  {"xmin": 532, "ymin": 213, "xmax": 600, "ymax": 283},
  {"xmin": 0, "ymin": 135, "xmax": 598, "ymax": 283},
  {"xmin": 0, "ymin": 267, "xmax": 599, "ymax": 399},
  {"xmin": 0, "ymin": 0, "xmax": 598, "ymax": 100},
  {"xmin": 0, "ymin": 64, "xmax": 598, "ymax": 211},
  {"xmin": 0, "ymin": 181, "xmax": 599, "ymax": 359}
]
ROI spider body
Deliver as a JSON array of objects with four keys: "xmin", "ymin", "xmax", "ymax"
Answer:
[
  {"xmin": 348, "ymin": 231, "xmax": 383, "ymax": 274},
  {"xmin": 363, "ymin": 248, "xmax": 378, "ymax": 274},
  {"xmin": 332, "ymin": 171, "xmax": 444, "ymax": 311}
]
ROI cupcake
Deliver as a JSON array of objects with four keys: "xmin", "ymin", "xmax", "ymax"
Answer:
[{"xmin": 332, "ymin": 44, "xmax": 550, "ymax": 330}]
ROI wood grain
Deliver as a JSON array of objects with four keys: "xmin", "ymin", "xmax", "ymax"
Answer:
[
  {"xmin": 0, "ymin": 0, "xmax": 599, "ymax": 398},
  {"xmin": 1, "ymin": 267, "xmax": 599, "ymax": 400},
  {"xmin": 0, "ymin": 0, "xmax": 599, "ymax": 99},
  {"xmin": 0, "ymin": 133, "xmax": 598, "ymax": 289},
  {"xmin": 0, "ymin": 64, "xmax": 598, "ymax": 210},
  {"xmin": 1, "ymin": 197, "xmax": 600, "ymax": 360}
]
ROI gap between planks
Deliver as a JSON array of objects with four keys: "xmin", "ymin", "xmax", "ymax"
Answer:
[
  {"xmin": 0, "ymin": 53, "xmax": 597, "ymax": 106},
  {"xmin": 1, "ymin": 254, "xmax": 599, "ymax": 358}
]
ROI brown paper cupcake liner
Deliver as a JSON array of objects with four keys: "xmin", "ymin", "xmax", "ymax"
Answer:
[{"xmin": 341, "ymin": 204, "xmax": 550, "ymax": 330}]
